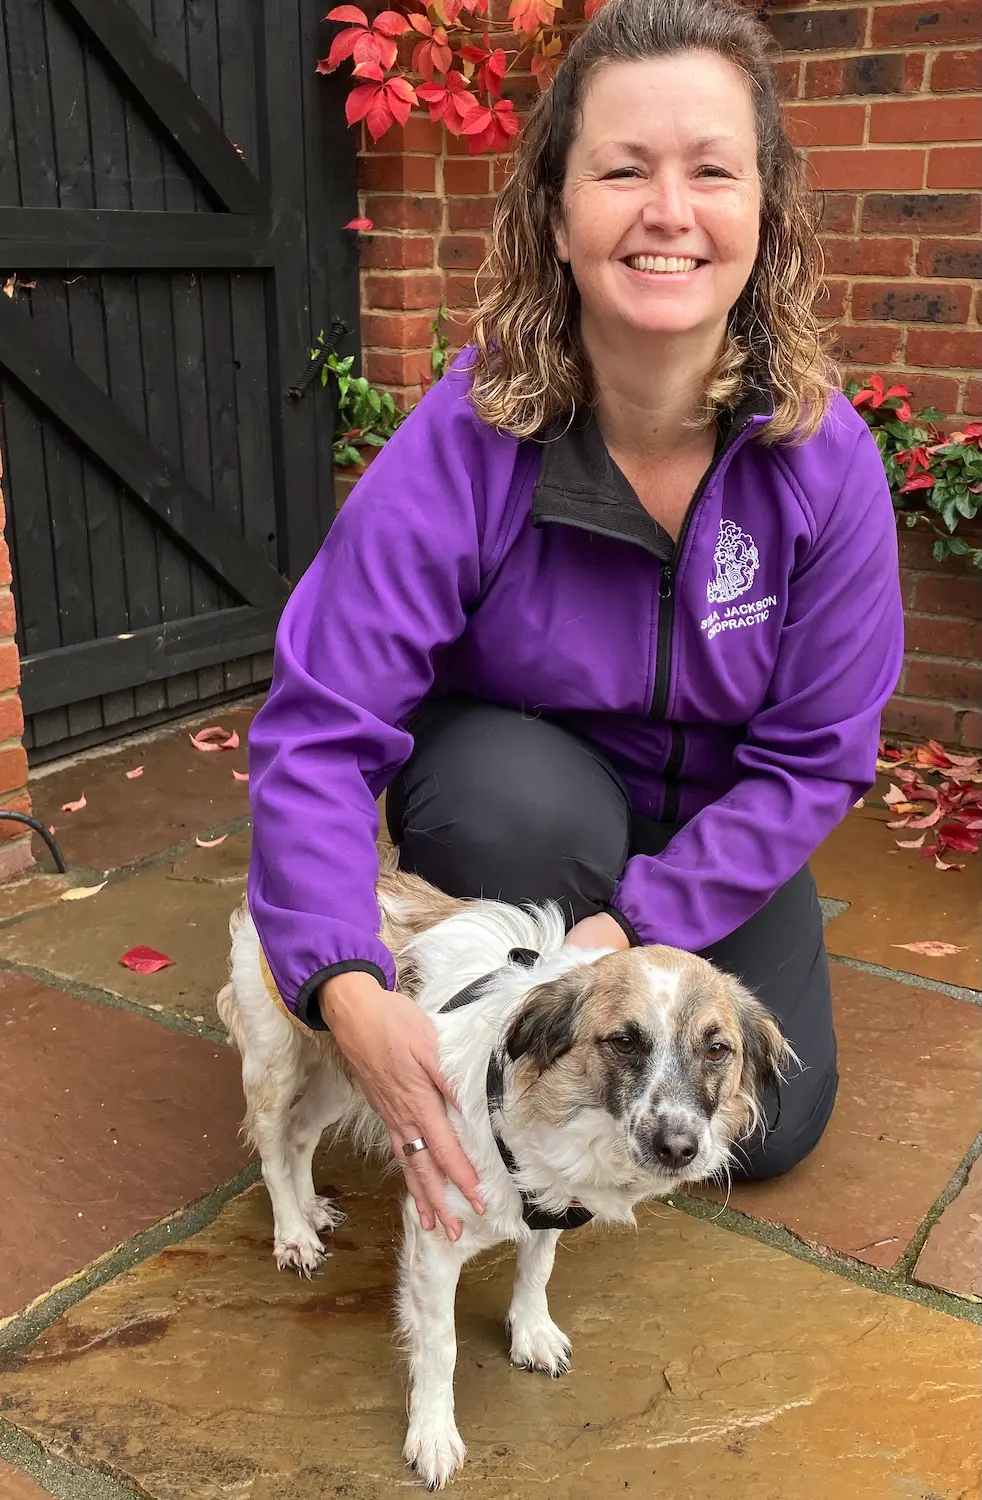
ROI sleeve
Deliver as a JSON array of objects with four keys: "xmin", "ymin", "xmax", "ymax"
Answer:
[
  {"xmin": 246, "ymin": 370, "xmax": 495, "ymax": 1026},
  {"xmin": 609, "ymin": 423, "xmax": 905, "ymax": 954}
]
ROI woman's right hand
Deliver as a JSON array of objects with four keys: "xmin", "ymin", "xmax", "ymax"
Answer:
[{"xmin": 318, "ymin": 972, "xmax": 484, "ymax": 1240}]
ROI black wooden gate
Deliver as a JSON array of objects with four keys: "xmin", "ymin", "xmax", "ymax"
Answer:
[{"xmin": 0, "ymin": 0, "xmax": 358, "ymax": 760}]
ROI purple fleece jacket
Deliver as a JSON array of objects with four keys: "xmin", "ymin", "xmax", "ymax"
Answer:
[{"xmin": 248, "ymin": 353, "xmax": 904, "ymax": 1024}]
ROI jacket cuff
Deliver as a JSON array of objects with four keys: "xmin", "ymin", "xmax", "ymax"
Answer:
[
  {"xmin": 601, "ymin": 904, "xmax": 642, "ymax": 948},
  {"xmin": 295, "ymin": 960, "xmax": 390, "ymax": 1030}
]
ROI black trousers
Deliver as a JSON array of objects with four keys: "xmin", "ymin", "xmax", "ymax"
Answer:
[{"xmin": 386, "ymin": 698, "xmax": 838, "ymax": 1181}]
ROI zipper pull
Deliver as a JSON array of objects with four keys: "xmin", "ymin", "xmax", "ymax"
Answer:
[{"xmin": 659, "ymin": 564, "xmax": 674, "ymax": 600}]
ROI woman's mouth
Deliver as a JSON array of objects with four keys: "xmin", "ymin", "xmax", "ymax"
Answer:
[{"xmin": 624, "ymin": 255, "xmax": 703, "ymax": 275}]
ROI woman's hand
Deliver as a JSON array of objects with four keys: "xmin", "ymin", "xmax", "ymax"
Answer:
[
  {"xmin": 564, "ymin": 911, "xmax": 632, "ymax": 952},
  {"xmin": 318, "ymin": 972, "xmax": 484, "ymax": 1240}
]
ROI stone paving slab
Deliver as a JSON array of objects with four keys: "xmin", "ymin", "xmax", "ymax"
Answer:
[
  {"xmin": 0, "ymin": 873, "xmax": 69, "ymax": 923},
  {"xmin": 0, "ymin": 971, "xmax": 249, "ymax": 1321},
  {"xmin": 30, "ymin": 705, "xmax": 255, "ymax": 874},
  {"xmin": 812, "ymin": 809, "xmax": 982, "ymax": 990},
  {"xmin": 915, "ymin": 1157, "xmax": 982, "ymax": 1301},
  {"xmin": 0, "ymin": 850, "xmax": 247, "ymax": 1033},
  {"xmin": 0, "ymin": 1459, "xmax": 50, "ymax": 1499},
  {"xmin": 697, "ymin": 967, "xmax": 982, "ymax": 1270},
  {"xmin": 0, "ymin": 1157, "xmax": 978, "ymax": 1500}
]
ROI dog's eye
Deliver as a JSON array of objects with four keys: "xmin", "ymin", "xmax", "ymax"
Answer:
[
  {"xmin": 705, "ymin": 1040, "xmax": 732, "ymax": 1063},
  {"xmin": 606, "ymin": 1031, "xmax": 640, "ymax": 1057}
]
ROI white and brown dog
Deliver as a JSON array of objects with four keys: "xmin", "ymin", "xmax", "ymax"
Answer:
[{"xmin": 218, "ymin": 870, "xmax": 792, "ymax": 1490}]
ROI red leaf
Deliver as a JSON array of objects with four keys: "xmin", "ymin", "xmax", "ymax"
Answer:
[
  {"xmin": 120, "ymin": 946, "xmax": 174, "ymax": 974},
  {"xmin": 189, "ymin": 726, "xmax": 239, "ymax": 752},
  {"xmin": 319, "ymin": 27, "xmax": 363, "ymax": 72},
  {"xmin": 325, "ymin": 5, "xmax": 369, "ymax": 23},
  {"xmin": 936, "ymin": 822, "xmax": 981, "ymax": 854},
  {"xmin": 232, "ymin": 769, "xmax": 250, "ymax": 783},
  {"xmin": 372, "ymin": 9, "xmax": 411, "ymax": 35},
  {"xmin": 408, "ymin": 10, "xmax": 433, "ymax": 32},
  {"xmin": 899, "ymin": 473, "xmax": 936, "ymax": 493},
  {"xmin": 892, "ymin": 941, "xmax": 966, "ymax": 957},
  {"xmin": 125, "ymin": 766, "xmax": 144, "ymax": 779},
  {"xmin": 343, "ymin": 216, "xmax": 374, "ymax": 230},
  {"xmin": 61, "ymin": 794, "xmax": 87, "ymax": 813}
]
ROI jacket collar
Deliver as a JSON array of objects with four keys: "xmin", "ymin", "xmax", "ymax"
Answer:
[{"xmin": 531, "ymin": 385, "xmax": 774, "ymax": 559}]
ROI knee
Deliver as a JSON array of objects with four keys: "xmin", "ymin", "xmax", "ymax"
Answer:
[{"xmin": 736, "ymin": 1060, "xmax": 838, "ymax": 1183}]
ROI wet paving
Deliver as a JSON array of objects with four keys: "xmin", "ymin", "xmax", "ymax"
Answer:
[{"xmin": 1, "ymin": 704, "xmax": 979, "ymax": 1499}]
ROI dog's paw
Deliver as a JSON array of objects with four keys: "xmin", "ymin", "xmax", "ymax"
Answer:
[
  {"xmin": 403, "ymin": 1419, "xmax": 466, "ymax": 1489},
  {"xmin": 303, "ymin": 1195, "xmax": 345, "ymax": 1233},
  {"xmin": 508, "ymin": 1315, "xmax": 572, "ymax": 1377},
  {"xmin": 273, "ymin": 1226, "xmax": 327, "ymax": 1277}
]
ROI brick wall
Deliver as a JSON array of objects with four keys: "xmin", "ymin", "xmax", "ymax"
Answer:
[
  {"xmin": 0, "ymin": 456, "xmax": 32, "ymax": 880},
  {"xmin": 353, "ymin": 0, "xmax": 981, "ymax": 746}
]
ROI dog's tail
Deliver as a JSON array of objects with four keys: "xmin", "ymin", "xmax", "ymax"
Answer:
[{"xmin": 215, "ymin": 899, "xmax": 251, "ymax": 1055}]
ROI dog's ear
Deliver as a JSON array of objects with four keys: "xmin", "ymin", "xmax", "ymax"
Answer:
[
  {"xmin": 505, "ymin": 971, "xmax": 589, "ymax": 1074},
  {"xmin": 737, "ymin": 992, "xmax": 790, "ymax": 1099}
]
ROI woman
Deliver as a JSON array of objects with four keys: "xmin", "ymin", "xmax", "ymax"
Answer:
[{"xmin": 248, "ymin": 0, "xmax": 904, "ymax": 1244}]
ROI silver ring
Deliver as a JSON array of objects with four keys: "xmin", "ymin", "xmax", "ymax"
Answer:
[{"xmin": 402, "ymin": 1137, "xmax": 428, "ymax": 1158}]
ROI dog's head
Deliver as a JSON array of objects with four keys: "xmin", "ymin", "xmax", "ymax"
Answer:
[{"xmin": 503, "ymin": 946, "xmax": 792, "ymax": 1190}]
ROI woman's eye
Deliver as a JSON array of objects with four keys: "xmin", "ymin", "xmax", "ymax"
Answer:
[
  {"xmin": 697, "ymin": 165, "xmax": 732, "ymax": 179},
  {"xmin": 602, "ymin": 168, "xmax": 642, "ymax": 181}
]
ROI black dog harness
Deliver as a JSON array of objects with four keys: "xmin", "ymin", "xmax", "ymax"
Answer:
[{"xmin": 439, "ymin": 947, "xmax": 594, "ymax": 1233}]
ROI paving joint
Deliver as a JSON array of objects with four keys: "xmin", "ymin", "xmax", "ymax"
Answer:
[
  {"xmin": 0, "ymin": 957, "xmax": 230, "ymax": 1047},
  {"xmin": 0, "ymin": 1422, "xmax": 143, "ymax": 1500},
  {"xmin": 893, "ymin": 1129, "xmax": 982, "ymax": 1281},
  {"xmin": 827, "ymin": 950, "xmax": 982, "ymax": 1006}
]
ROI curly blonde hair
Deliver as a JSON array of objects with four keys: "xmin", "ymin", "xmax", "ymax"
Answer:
[{"xmin": 470, "ymin": 0, "xmax": 837, "ymax": 444}]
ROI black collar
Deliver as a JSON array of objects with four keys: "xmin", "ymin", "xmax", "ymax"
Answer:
[
  {"xmin": 530, "ymin": 388, "xmax": 773, "ymax": 559},
  {"xmin": 439, "ymin": 948, "xmax": 594, "ymax": 1233}
]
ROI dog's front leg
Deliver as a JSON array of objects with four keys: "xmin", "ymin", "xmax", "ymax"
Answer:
[
  {"xmin": 398, "ymin": 1204, "xmax": 469, "ymax": 1490},
  {"xmin": 507, "ymin": 1229, "xmax": 571, "ymax": 1376}
]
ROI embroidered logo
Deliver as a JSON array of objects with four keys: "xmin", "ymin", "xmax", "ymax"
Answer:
[{"xmin": 707, "ymin": 518, "xmax": 759, "ymax": 604}]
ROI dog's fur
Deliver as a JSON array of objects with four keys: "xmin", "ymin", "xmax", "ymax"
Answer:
[{"xmin": 217, "ymin": 871, "xmax": 792, "ymax": 1489}]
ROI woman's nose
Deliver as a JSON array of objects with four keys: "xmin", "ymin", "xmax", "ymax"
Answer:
[{"xmin": 640, "ymin": 173, "xmax": 696, "ymax": 234}]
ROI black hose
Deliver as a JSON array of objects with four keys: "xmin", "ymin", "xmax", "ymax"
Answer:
[
  {"xmin": 0, "ymin": 811, "xmax": 69, "ymax": 873},
  {"xmin": 286, "ymin": 318, "xmax": 348, "ymax": 402}
]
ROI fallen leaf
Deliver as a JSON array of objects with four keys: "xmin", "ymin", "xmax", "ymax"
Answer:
[
  {"xmin": 903, "ymin": 806, "xmax": 943, "ymax": 829},
  {"xmin": 61, "ymin": 795, "xmax": 87, "ymax": 813},
  {"xmin": 119, "ymin": 946, "xmax": 174, "ymax": 974},
  {"xmin": 882, "ymin": 783, "xmax": 908, "ymax": 806},
  {"xmin": 895, "ymin": 834, "xmax": 926, "ymax": 849},
  {"xmin": 344, "ymin": 216, "xmax": 374, "ymax": 231},
  {"xmin": 232, "ymin": 769, "xmax": 249, "ymax": 782},
  {"xmin": 892, "ymin": 940, "xmax": 967, "ymax": 957},
  {"xmin": 915, "ymin": 739, "xmax": 953, "ymax": 768},
  {"xmin": 195, "ymin": 833, "xmax": 228, "ymax": 848},
  {"xmin": 936, "ymin": 822, "xmax": 981, "ymax": 854},
  {"xmin": 853, "ymin": 797, "xmax": 865, "ymax": 809},
  {"xmin": 125, "ymin": 766, "xmax": 144, "ymax": 779},
  {"xmin": 60, "ymin": 881, "xmax": 108, "ymax": 902},
  {"xmin": 189, "ymin": 726, "xmax": 240, "ymax": 752},
  {"xmin": 935, "ymin": 855, "xmax": 965, "ymax": 872}
]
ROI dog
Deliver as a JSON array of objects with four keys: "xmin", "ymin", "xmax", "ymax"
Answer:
[{"xmin": 217, "ymin": 870, "xmax": 793, "ymax": 1489}]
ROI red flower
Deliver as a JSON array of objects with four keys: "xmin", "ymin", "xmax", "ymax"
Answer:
[
  {"xmin": 460, "ymin": 38, "xmax": 508, "ymax": 97},
  {"xmin": 417, "ymin": 71, "xmax": 479, "ymax": 129},
  {"xmin": 318, "ymin": 7, "xmax": 410, "ymax": 76},
  {"xmin": 345, "ymin": 73, "xmax": 418, "ymax": 142},
  {"xmin": 851, "ymin": 373, "xmax": 912, "ymax": 423},
  {"xmin": 459, "ymin": 96, "xmax": 520, "ymax": 153}
]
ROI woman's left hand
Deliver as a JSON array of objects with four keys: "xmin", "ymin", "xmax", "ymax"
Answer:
[{"xmin": 564, "ymin": 911, "xmax": 632, "ymax": 951}]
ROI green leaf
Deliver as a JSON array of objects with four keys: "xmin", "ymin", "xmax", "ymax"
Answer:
[
  {"xmin": 933, "ymin": 538, "xmax": 952, "ymax": 561},
  {"xmin": 946, "ymin": 536, "xmax": 972, "ymax": 555},
  {"xmin": 955, "ymin": 491, "xmax": 979, "ymax": 519}
]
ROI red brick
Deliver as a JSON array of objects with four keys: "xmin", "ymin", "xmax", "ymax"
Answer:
[
  {"xmin": 903, "ymin": 615, "xmax": 974, "ymax": 656},
  {"xmin": 493, "ymin": 159, "xmax": 514, "ymax": 191},
  {"xmin": 0, "ymin": 744, "xmax": 27, "ymax": 796},
  {"xmin": 0, "ymin": 642, "xmax": 19, "ymax": 692},
  {"xmin": 903, "ymin": 373, "xmax": 961, "ymax": 414},
  {"xmin": 828, "ymin": 322, "xmax": 904, "ymax": 363},
  {"xmin": 0, "ymin": 691, "xmax": 24, "ymax": 743},
  {"xmin": 766, "ymin": 8, "xmax": 867, "ymax": 52},
  {"xmin": 822, "ymin": 236, "xmax": 914, "ymax": 276},
  {"xmin": 784, "ymin": 102, "xmax": 867, "ymax": 147},
  {"xmin": 376, "ymin": 116, "xmax": 444, "ymax": 153},
  {"xmin": 448, "ymin": 196, "xmax": 497, "ymax": 231},
  {"xmin": 903, "ymin": 52, "xmax": 928, "ymax": 91},
  {"xmin": 852, "ymin": 280, "xmax": 972, "ymax": 322},
  {"xmin": 0, "ymin": 541, "xmax": 10, "ymax": 589},
  {"xmin": 816, "ymin": 278, "xmax": 848, "ymax": 318},
  {"xmin": 438, "ymin": 234, "xmax": 489, "ymax": 270},
  {"xmin": 0, "ymin": 590, "xmax": 16, "ymax": 638},
  {"xmin": 805, "ymin": 57, "xmax": 845, "ymax": 99},
  {"xmin": 363, "ymin": 194, "xmax": 442, "ymax": 232},
  {"xmin": 444, "ymin": 272, "xmax": 481, "ymax": 310},
  {"xmin": 363, "ymin": 273, "xmax": 445, "ymax": 310},
  {"xmin": 964, "ymin": 378, "xmax": 982, "ymax": 415},
  {"xmin": 930, "ymin": 48, "xmax": 982, "ymax": 93},
  {"xmin": 869, "ymin": 97, "xmax": 982, "ymax": 143},
  {"xmin": 360, "ymin": 310, "xmax": 434, "ymax": 351},
  {"xmin": 0, "ymin": 790, "xmax": 31, "ymax": 843},
  {"xmin": 913, "ymin": 573, "xmax": 982, "ymax": 619},
  {"xmin": 905, "ymin": 658, "xmax": 982, "ymax": 704},
  {"xmin": 860, "ymin": 192, "xmax": 981, "ymax": 232},
  {"xmin": 819, "ymin": 192, "xmax": 859, "ymax": 231},
  {"xmin": 808, "ymin": 149, "xmax": 925, "ymax": 191},
  {"xmin": 773, "ymin": 57, "xmax": 801, "ymax": 99},
  {"xmin": 362, "ymin": 349, "xmax": 433, "ymax": 389},
  {"xmin": 358, "ymin": 155, "xmax": 437, "ymax": 193},
  {"xmin": 443, "ymin": 159, "xmax": 491, "ymax": 194},
  {"xmin": 927, "ymin": 146, "xmax": 982, "ymax": 189},
  {"xmin": 881, "ymin": 696, "xmax": 959, "ymax": 743},
  {"xmin": 917, "ymin": 236, "xmax": 982, "ymax": 278},
  {"xmin": 358, "ymin": 234, "xmax": 435, "ymax": 271},
  {"xmin": 872, "ymin": 4, "xmax": 981, "ymax": 48},
  {"xmin": 907, "ymin": 328, "xmax": 982, "ymax": 369},
  {"xmin": 961, "ymin": 710, "xmax": 982, "ymax": 749}
]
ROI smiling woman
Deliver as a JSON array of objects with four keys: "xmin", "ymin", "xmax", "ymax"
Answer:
[{"xmin": 247, "ymin": 0, "xmax": 905, "ymax": 1273}]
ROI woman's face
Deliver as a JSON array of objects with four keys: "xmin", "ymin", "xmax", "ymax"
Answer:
[{"xmin": 554, "ymin": 51, "xmax": 762, "ymax": 348}]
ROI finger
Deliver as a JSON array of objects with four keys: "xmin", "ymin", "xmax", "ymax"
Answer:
[
  {"xmin": 387, "ymin": 1133, "xmax": 436, "ymax": 1231},
  {"xmin": 407, "ymin": 1150, "xmax": 462, "ymax": 1241},
  {"xmin": 415, "ymin": 1099, "xmax": 483, "ymax": 1216}
]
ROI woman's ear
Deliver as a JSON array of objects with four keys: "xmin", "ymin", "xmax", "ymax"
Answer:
[{"xmin": 553, "ymin": 209, "xmax": 571, "ymax": 264}]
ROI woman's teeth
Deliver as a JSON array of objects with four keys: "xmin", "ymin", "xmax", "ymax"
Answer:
[{"xmin": 626, "ymin": 255, "xmax": 699, "ymax": 274}]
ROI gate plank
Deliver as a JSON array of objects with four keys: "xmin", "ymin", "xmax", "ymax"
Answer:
[
  {"xmin": 0, "ymin": 207, "xmax": 275, "ymax": 266},
  {"xmin": 0, "ymin": 296, "xmax": 290, "ymax": 607},
  {"xmin": 51, "ymin": 0, "xmax": 266, "ymax": 214}
]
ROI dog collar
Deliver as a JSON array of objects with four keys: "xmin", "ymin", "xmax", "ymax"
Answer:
[{"xmin": 439, "ymin": 948, "xmax": 594, "ymax": 1234}]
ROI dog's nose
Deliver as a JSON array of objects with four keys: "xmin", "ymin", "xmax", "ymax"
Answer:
[{"xmin": 648, "ymin": 1124, "xmax": 699, "ymax": 1172}]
